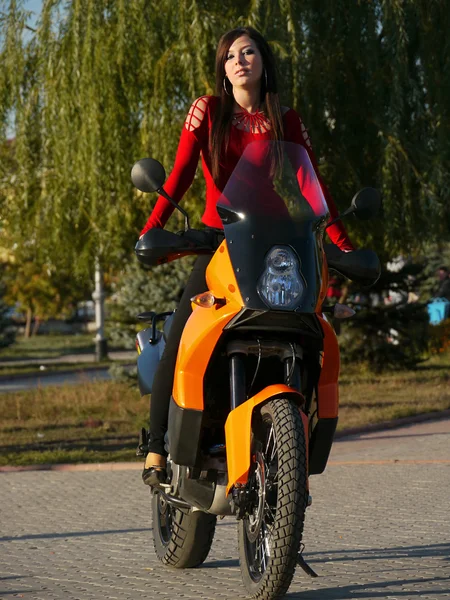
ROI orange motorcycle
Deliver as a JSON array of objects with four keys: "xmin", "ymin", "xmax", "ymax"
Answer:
[{"xmin": 133, "ymin": 141, "xmax": 380, "ymax": 599}]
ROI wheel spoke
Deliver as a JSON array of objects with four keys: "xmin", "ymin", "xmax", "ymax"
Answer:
[
  {"xmin": 263, "ymin": 524, "xmax": 271, "ymax": 559},
  {"xmin": 256, "ymin": 532, "xmax": 265, "ymax": 573},
  {"xmin": 260, "ymin": 540, "xmax": 267, "ymax": 572},
  {"xmin": 265, "ymin": 425, "xmax": 274, "ymax": 455},
  {"xmin": 256, "ymin": 523, "xmax": 271, "ymax": 574},
  {"xmin": 264, "ymin": 501, "xmax": 276, "ymax": 528},
  {"xmin": 265, "ymin": 424, "xmax": 278, "ymax": 464},
  {"xmin": 270, "ymin": 438, "xmax": 277, "ymax": 462}
]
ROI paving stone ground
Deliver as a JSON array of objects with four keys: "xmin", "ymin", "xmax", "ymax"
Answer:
[{"xmin": 1, "ymin": 419, "xmax": 449, "ymax": 599}]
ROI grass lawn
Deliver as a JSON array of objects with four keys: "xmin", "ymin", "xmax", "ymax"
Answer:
[
  {"xmin": 0, "ymin": 381, "xmax": 146, "ymax": 466},
  {"xmin": 338, "ymin": 351, "xmax": 450, "ymax": 429},
  {"xmin": 0, "ymin": 333, "xmax": 133, "ymax": 377},
  {"xmin": 0, "ymin": 361, "xmax": 127, "ymax": 378},
  {"xmin": 0, "ymin": 331, "xmax": 132, "ymax": 361},
  {"xmin": 0, "ymin": 333, "xmax": 97, "ymax": 360},
  {"xmin": 0, "ymin": 351, "xmax": 448, "ymax": 467}
]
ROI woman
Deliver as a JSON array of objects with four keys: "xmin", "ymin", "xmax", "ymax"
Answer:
[{"xmin": 141, "ymin": 26, "xmax": 354, "ymax": 487}]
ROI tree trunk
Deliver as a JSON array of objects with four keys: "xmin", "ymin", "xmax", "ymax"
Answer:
[
  {"xmin": 25, "ymin": 307, "xmax": 33, "ymax": 339},
  {"xmin": 32, "ymin": 316, "xmax": 41, "ymax": 336}
]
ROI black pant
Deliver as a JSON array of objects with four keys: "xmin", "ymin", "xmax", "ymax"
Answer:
[{"xmin": 147, "ymin": 255, "xmax": 211, "ymax": 456}]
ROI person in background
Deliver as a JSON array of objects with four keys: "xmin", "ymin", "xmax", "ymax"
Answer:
[{"xmin": 436, "ymin": 266, "xmax": 450, "ymax": 300}]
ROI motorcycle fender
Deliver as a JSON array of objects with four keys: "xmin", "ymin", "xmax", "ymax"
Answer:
[{"xmin": 225, "ymin": 384, "xmax": 306, "ymax": 496}]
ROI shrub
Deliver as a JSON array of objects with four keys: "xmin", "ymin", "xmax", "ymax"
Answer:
[
  {"xmin": 0, "ymin": 283, "xmax": 16, "ymax": 348},
  {"xmin": 428, "ymin": 318, "xmax": 450, "ymax": 355},
  {"xmin": 108, "ymin": 256, "xmax": 194, "ymax": 349},
  {"xmin": 340, "ymin": 301, "xmax": 430, "ymax": 372}
]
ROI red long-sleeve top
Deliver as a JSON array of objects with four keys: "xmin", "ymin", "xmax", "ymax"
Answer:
[{"xmin": 140, "ymin": 95, "xmax": 354, "ymax": 252}]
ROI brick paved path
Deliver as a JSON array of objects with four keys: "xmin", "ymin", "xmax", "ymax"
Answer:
[{"xmin": 1, "ymin": 419, "xmax": 449, "ymax": 599}]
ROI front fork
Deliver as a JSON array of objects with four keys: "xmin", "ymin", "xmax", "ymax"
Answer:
[
  {"xmin": 225, "ymin": 342, "xmax": 308, "ymax": 495},
  {"xmin": 228, "ymin": 345, "xmax": 303, "ymax": 412}
]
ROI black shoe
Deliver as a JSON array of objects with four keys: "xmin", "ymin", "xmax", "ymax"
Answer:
[{"xmin": 142, "ymin": 467, "xmax": 167, "ymax": 488}]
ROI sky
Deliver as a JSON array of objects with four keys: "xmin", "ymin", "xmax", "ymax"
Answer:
[
  {"xmin": 25, "ymin": 0, "xmax": 42, "ymax": 29},
  {"xmin": 5, "ymin": 1, "xmax": 42, "ymax": 137},
  {"xmin": 25, "ymin": 0, "xmax": 42, "ymax": 18}
]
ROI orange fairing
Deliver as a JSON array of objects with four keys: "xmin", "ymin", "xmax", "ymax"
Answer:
[
  {"xmin": 172, "ymin": 241, "xmax": 243, "ymax": 411},
  {"xmin": 317, "ymin": 315, "xmax": 340, "ymax": 418},
  {"xmin": 204, "ymin": 241, "xmax": 244, "ymax": 305},
  {"xmin": 225, "ymin": 385, "xmax": 305, "ymax": 495}
]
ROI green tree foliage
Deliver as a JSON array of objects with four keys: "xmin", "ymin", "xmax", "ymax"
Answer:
[
  {"xmin": 1, "ymin": 0, "xmax": 449, "ymax": 361},
  {"xmin": 1, "ymin": 0, "xmax": 449, "ymax": 273},
  {"xmin": 340, "ymin": 262, "xmax": 431, "ymax": 371},
  {"xmin": 3, "ymin": 256, "xmax": 92, "ymax": 336},
  {"xmin": 0, "ymin": 277, "xmax": 15, "ymax": 347},
  {"xmin": 339, "ymin": 246, "xmax": 450, "ymax": 371},
  {"xmin": 415, "ymin": 242, "xmax": 450, "ymax": 300},
  {"xmin": 108, "ymin": 256, "xmax": 194, "ymax": 348}
]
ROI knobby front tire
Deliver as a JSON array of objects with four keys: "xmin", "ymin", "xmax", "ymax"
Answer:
[{"xmin": 238, "ymin": 398, "xmax": 309, "ymax": 599}]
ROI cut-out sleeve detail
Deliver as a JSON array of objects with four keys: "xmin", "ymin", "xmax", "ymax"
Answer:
[
  {"xmin": 141, "ymin": 97, "xmax": 214, "ymax": 234},
  {"xmin": 140, "ymin": 98, "xmax": 213, "ymax": 234},
  {"xmin": 300, "ymin": 121, "xmax": 313, "ymax": 148},
  {"xmin": 283, "ymin": 108, "xmax": 355, "ymax": 252},
  {"xmin": 185, "ymin": 96, "xmax": 210, "ymax": 132}
]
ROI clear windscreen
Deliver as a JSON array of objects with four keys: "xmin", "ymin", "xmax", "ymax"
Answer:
[
  {"xmin": 215, "ymin": 141, "xmax": 329, "ymax": 313},
  {"xmin": 217, "ymin": 141, "xmax": 329, "ymax": 224}
]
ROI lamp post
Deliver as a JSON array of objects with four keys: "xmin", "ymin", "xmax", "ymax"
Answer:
[{"xmin": 92, "ymin": 258, "xmax": 108, "ymax": 361}]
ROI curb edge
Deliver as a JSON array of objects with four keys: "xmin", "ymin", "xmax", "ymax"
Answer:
[{"xmin": 2, "ymin": 410, "xmax": 449, "ymax": 473}]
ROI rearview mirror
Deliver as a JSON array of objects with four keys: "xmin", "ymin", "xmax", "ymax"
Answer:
[
  {"xmin": 350, "ymin": 188, "xmax": 382, "ymax": 221},
  {"xmin": 325, "ymin": 187, "xmax": 382, "ymax": 231},
  {"xmin": 131, "ymin": 157, "xmax": 191, "ymax": 232},
  {"xmin": 131, "ymin": 158, "xmax": 166, "ymax": 193}
]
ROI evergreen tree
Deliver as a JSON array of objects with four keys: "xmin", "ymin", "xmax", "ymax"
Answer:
[{"xmin": 109, "ymin": 256, "xmax": 194, "ymax": 348}]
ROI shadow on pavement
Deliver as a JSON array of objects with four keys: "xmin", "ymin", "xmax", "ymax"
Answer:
[
  {"xmin": 0, "ymin": 590, "xmax": 40, "ymax": 596},
  {"xmin": 306, "ymin": 541, "xmax": 450, "ymax": 563},
  {"xmin": 286, "ymin": 576, "xmax": 450, "ymax": 599},
  {"xmin": 202, "ymin": 558, "xmax": 240, "ymax": 569},
  {"xmin": 340, "ymin": 431, "xmax": 450, "ymax": 442},
  {"xmin": 0, "ymin": 527, "xmax": 151, "ymax": 542}
]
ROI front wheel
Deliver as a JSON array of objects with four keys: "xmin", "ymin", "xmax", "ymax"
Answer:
[
  {"xmin": 152, "ymin": 492, "xmax": 217, "ymax": 568},
  {"xmin": 238, "ymin": 398, "xmax": 308, "ymax": 599}
]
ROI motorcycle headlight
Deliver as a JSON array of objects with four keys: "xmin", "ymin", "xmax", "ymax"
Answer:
[{"xmin": 257, "ymin": 246, "xmax": 305, "ymax": 310}]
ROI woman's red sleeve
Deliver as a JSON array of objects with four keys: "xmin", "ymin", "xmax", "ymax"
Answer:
[
  {"xmin": 284, "ymin": 110, "xmax": 355, "ymax": 252},
  {"xmin": 139, "ymin": 127, "xmax": 201, "ymax": 235}
]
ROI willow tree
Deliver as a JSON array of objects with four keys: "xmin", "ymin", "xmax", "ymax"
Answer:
[
  {"xmin": 0, "ymin": 0, "xmax": 302, "ymax": 353},
  {"xmin": 294, "ymin": 0, "xmax": 450, "ymax": 259},
  {"xmin": 1, "ymin": 0, "xmax": 449, "ymax": 276}
]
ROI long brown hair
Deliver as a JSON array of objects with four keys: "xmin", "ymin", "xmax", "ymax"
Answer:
[{"xmin": 210, "ymin": 27, "xmax": 283, "ymax": 184}]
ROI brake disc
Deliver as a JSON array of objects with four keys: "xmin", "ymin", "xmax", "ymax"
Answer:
[{"xmin": 244, "ymin": 452, "xmax": 266, "ymax": 543}]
